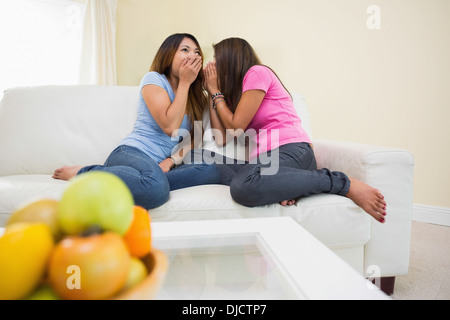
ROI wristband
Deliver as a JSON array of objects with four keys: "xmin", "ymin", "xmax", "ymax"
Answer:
[
  {"xmin": 211, "ymin": 92, "xmax": 223, "ymax": 100},
  {"xmin": 213, "ymin": 97, "xmax": 225, "ymax": 107}
]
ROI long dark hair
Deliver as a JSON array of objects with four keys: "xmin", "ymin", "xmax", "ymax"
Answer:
[
  {"xmin": 150, "ymin": 33, "xmax": 207, "ymax": 131},
  {"xmin": 213, "ymin": 37, "xmax": 290, "ymax": 112}
]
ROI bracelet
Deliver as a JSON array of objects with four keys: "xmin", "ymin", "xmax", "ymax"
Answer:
[
  {"xmin": 213, "ymin": 97, "xmax": 225, "ymax": 106},
  {"xmin": 212, "ymin": 97, "xmax": 225, "ymax": 110},
  {"xmin": 212, "ymin": 96, "xmax": 224, "ymax": 104},
  {"xmin": 211, "ymin": 92, "xmax": 223, "ymax": 100},
  {"xmin": 169, "ymin": 156, "xmax": 176, "ymax": 166},
  {"xmin": 212, "ymin": 95, "xmax": 224, "ymax": 106},
  {"xmin": 214, "ymin": 98, "xmax": 227, "ymax": 113}
]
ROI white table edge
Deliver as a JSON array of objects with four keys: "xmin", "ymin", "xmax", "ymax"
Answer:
[{"xmin": 151, "ymin": 217, "xmax": 390, "ymax": 300}]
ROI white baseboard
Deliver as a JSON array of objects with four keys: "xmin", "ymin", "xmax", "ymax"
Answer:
[{"xmin": 413, "ymin": 204, "xmax": 450, "ymax": 227}]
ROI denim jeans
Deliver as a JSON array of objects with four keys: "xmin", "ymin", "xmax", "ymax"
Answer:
[
  {"xmin": 77, "ymin": 145, "xmax": 221, "ymax": 209},
  {"xmin": 217, "ymin": 142, "xmax": 351, "ymax": 207}
]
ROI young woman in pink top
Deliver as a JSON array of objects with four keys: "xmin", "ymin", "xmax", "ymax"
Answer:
[{"xmin": 204, "ymin": 37, "xmax": 387, "ymax": 223}]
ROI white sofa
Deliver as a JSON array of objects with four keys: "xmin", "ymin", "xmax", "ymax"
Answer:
[{"xmin": 0, "ymin": 85, "xmax": 414, "ymax": 294}]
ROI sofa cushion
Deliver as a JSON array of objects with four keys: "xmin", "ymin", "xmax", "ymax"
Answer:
[
  {"xmin": 0, "ymin": 85, "xmax": 139, "ymax": 176},
  {"xmin": 0, "ymin": 176, "xmax": 369, "ymax": 249},
  {"xmin": 0, "ymin": 175, "xmax": 67, "ymax": 225},
  {"xmin": 150, "ymin": 185, "xmax": 370, "ymax": 248},
  {"xmin": 0, "ymin": 86, "xmax": 311, "ymax": 174}
]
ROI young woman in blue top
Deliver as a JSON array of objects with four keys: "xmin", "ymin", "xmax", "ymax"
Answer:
[{"xmin": 53, "ymin": 33, "xmax": 220, "ymax": 209}]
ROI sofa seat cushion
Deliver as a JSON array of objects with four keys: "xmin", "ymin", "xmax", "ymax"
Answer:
[
  {"xmin": 0, "ymin": 177, "xmax": 370, "ymax": 249},
  {"xmin": 151, "ymin": 185, "xmax": 371, "ymax": 249},
  {"xmin": 0, "ymin": 175, "xmax": 68, "ymax": 225}
]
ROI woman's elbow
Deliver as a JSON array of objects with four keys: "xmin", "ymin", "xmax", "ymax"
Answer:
[
  {"xmin": 162, "ymin": 124, "xmax": 182, "ymax": 137},
  {"xmin": 162, "ymin": 121, "xmax": 189, "ymax": 137},
  {"xmin": 161, "ymin": 127, "xmax": 174, "ymax": 136}
]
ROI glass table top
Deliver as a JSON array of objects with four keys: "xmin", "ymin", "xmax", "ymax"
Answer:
[{"xmin": 153, "ymin": 233, "xmax": 303, "ymax": 300}]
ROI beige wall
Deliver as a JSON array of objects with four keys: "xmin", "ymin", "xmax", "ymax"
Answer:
[{"xmin": 116, "ymin": 0, "xmax": 450, "ymax": 208}]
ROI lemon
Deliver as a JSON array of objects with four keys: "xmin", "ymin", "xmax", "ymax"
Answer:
[
  {"xmin": 7, "ymin": 198, "xmax": 61, "ymax": 240},
  {"xmin": 0, "ymin": 222, "xmax": 54, "ymax": 300}
]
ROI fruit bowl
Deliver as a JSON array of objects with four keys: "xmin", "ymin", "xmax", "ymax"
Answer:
[{"xmin": 114, "ymin": 249, "xmax": 168, "ymax": 300}]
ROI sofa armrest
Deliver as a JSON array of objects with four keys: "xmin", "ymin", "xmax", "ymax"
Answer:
[{"xmin": 313, "ymin": 139, "xmax": 415, "ymax": 277}]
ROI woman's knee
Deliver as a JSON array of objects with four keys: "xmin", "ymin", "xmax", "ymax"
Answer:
[
  {"xmin": 135, "ymin": 178, "xmax": 170, "ymax": 209},
  {"xmin": 230, "ymin": 173, "xmax": 259, "ymax": 207}
]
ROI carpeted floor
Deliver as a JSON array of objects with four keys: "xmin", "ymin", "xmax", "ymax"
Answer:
[{"xmin": 391, "ymin": 221, "xmax": 450, "ymax": 300}]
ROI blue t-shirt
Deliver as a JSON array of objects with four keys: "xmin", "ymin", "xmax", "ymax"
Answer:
[{"xmin": 120, "ymin": 72, "xmax": 191, "ymax": 163}]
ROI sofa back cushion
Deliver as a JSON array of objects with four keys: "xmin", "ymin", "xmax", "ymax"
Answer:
[
  {"xmin": 0, "ymin": 86, "xmax": 312, "ymax": 175},
  {"xmin": 0, "ymin": 85, "xmax": 139, "ymax": 175}
]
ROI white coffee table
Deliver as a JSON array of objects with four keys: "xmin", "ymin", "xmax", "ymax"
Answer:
[
  {"xmin": 0, "ymin": 216, "xmax": 388, "ymax": 300},
  {"xmin": 151, "ymin": 216, "xmax": 389, "ymax": 300}
]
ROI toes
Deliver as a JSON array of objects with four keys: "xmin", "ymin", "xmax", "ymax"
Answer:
[
  {"xmin": 52, "ymin": 168, "xmax": 63, "ymax": 179},
  {"xmin": 374, "ymin": 211, "xmax": 386, "ymax": 223},
  {"xmin": 375, "ymin": 203, "xmax": 386, "ymax": 214},
  {"xmin": 377, "ymin": 199, "xmax": 386, "ymax": 208},
  {"xmin": 371, "ymin": 211, "xmax": 386, "ymax": 223},
  {"xmin": 376, "ymin": 191, "xmax": 385, "ymax": 200},
  {"xmin": 280, "ymin": 200, "xmax": 296, "ymax": 206},
  {"xmin": 365, "ymin": 202, "xmax": 386, "ymax": 223},
  {"xmin": 376, "ymin": 200, "xmax": 387, "ymax": 215}
]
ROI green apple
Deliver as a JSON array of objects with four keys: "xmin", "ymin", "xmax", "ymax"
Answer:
[
  {"xmin": 58, "ymin": 171, "xmax": 134, "ymax": 235},
  {"xmin": 27, "ymin": 285, "xmax": 60, "ymax": 300}
]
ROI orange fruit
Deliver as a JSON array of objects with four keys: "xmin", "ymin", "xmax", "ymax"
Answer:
[
  {"xmin": 123, "ymin": 206, "xmax": 151, "ymax": 258},
  {"xmin": 48, "ymin": 232, "xmax": 130, "ymax": 300}
]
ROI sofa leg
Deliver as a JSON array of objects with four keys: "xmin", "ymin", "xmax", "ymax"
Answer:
[{"xmin": 371, "ymin": 276, "xmax": 396, "ymax": 295}]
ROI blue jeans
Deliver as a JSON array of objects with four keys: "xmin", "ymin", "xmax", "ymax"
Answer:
[
  {"xmin": 217, "ymin": 142, "xmax": 351, "ymax": 207},
  {"xmin": 77, "ymin": 145, "xmax": 221, "ymax": 209}
]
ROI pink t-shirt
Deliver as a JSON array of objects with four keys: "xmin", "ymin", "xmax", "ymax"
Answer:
[{"xmin": 242, "ymin": 65, "xmax": 311, "ymax": 160}]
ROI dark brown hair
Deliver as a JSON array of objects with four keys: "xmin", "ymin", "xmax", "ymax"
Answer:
[
  {"xmin": 150, "ymin": 33, "xmax": 207, "ymax": 131},
  {"xmin": 213, "ymin": 37, "xmax": 290, "ymax": 112}
]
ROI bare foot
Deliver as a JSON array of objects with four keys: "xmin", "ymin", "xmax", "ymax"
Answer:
[
  {"xmin": 280, "ymin": 199, "xmax": 297, "ymax": 206},
  {"xmin": 52, "ymin": 166, "xmax": 83, "ymax": 181},
  {"xmin": 346, "ymin": 178, "xmax": 387, "ymax": 223}
]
